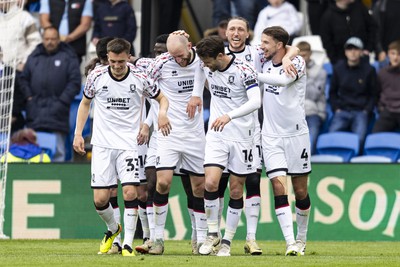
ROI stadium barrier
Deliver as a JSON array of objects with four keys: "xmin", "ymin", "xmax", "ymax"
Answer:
[{"xmin": 3, "ymin": 163, "xmax": 399, "ymax": 241}]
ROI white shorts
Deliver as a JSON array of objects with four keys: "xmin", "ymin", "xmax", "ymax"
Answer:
[
  {"xmin": 91, "ymin": 145, "xmax": 139, "ymax": 188},
  {"xmin": 138, "ymin": 144, "xmax": 148, "ymax": 184},
  {"xmin": 262, "ymin": 133, "xmax": 312, "ymax": 179},
  {"xmin": 204, "ymin": 134, "xmax": 256, "ymax": 176},
  {"xmin": 156, "ymin": 130, "xmax": 205, "ymax": 175},
  {"xmin": 253, "ymin": 125, "xmax": 263, "ymax": 172},
  {"xmin": 145, "ymin": 131, "xmax": 157, "ymax": 169}
]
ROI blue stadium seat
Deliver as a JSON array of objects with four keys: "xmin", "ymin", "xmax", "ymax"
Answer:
[
  {"xmin": 350, "ymin": 155, "xmax": 392, "ymax": 163},
  {"xmin": 363, "ymin": 132, "xmax": 400, "ymax": 162},
  {"xmin": 311, "ymin": 154, "xmax": 344, "ymax": 163},
  {"xmin": 316, "ymin": 132, "xmax": 360, "ymax": 162},
  {"xmin": 36, "ymin": 131, "xmax": 57, "ymax": 159}
]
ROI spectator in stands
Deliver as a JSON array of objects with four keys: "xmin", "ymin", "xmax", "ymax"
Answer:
[
  {"xmin": 19, "ymin": 26, "xmax": 81, "ymax": 162},
  {"xmin": 297, "ymin": 41, "xmax": 327, "ymax": 154},
  {"xmin": 39, "ymin": 0, "xmax": 93, "ymax": 63},
  {"xmin": 305, "ymin": 0, "xmax": 332, "ymax": 35},
  {"xmin": 0, "ymin": 0, "xmax": 41, "ymax": 72},
  {"xmin": 252, "ymin": 0, "xmax": 302, "ymax": 45},
  {"xmin": 212, "ymin": 0, "xmax": 268, "ymax": 29},
  {"xmin": 1, "ymin": 128, "xmax": 51, "ymax": 163},
  {"xmin": 0, "ymin": 46, "xmax": 26, "ymax": 133},
  {"xmin": 372, "ymin": 39, "xmax": 400, "ymax": 133},
  {"xmin": 320, "ymin": 0, "xmax": 377, "ymax": 65},
  {"xmin": 372, "ymin": 0, "xmax": 400, "ymax": 63},
  {"xmin": 328, "ymin": 37, "xmax": 378, "ymax": 148},
  {"xmin": 91, "ymin": 0, "xmax": 137, "ymax": 56}
]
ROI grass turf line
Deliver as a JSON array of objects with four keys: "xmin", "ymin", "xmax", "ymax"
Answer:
[{"xmin": 0, "ymin": 240, "xmax": 399, "ymax": 267}]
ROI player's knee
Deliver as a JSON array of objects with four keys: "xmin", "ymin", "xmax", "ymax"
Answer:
[
  {"xmin": 271, "ymin": 176, "xmax": 288, "ymax": 195},
  {"xmin": 122, "ymin": 186, "xmax": 137, "ymax": 201},
  {"xmin": 191, "ymin": 182, "xmax": 204, "ymax": 197},
  {"xmin": 205, "ymin": 178, "xmax": 219, "ymax": 192},
  {"xmin": 294, "ymin": 188, "xmax": 308, "ymax": 201},
  {"xmin": 156, "ymin": 179, "xmax": 171, "ymax": 194},
  {"xmin": 229, "ymin": 186, "xmax": 243, "ymax": 199}
]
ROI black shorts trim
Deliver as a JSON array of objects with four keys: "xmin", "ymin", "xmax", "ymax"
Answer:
[
  {"xmin": 204, "ymin": 163, "xmax": 225, "ymax": 170},
  {"xmin": 266, "ymin": 168, "xmax": 288, "ymax": 176},
  {"xmin": 121, "ymin": 182, "xmax": 140, "ymax": 187}
]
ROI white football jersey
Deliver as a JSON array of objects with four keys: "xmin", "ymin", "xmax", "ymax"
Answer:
[
  {"xmin": 84, "ymin": 64, "xmax": 159, "ymax": 150},
  {"xmin": 197, "ymin": 55, "xmax": 259, "ymax": 141},
  {"xmin": 225, "ymin": 45, "xmax": 264, "ymax": 130},
  {"xmin": 261, "ymin": 55, "xmax": 308, "ymax": 137},
  {"xmin": 225, "ymin": 45, "xmax": 265, "ymax": 72},
  {"xmin": 132, "ymin": 58, "xmax": 160, "ymax": 131},
  {"xmin": 147, "ymin": 48, "xmax": 204, "ymax": 133}
]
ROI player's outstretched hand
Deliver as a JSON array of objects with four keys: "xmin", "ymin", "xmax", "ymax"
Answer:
[
  {"xmin": 137, "ymin": 123, "xmax": 150, "ymax": 145},
  {"xmin": 73, "ymin": 134, "xmax": 86, "ymax": 155},
  {"xmin": 158, "ymin": 111, "xmax": 172, "ymax": 136},
  {"xmin": 211, "ymin": 114, "xmax": 231, "ymax": 132},
  {"xmin": 282, "ymin": 56, "xmax": 297, "ymax": 78},
  {"xmin": 186, "ymin": 96, "xmax": 202, "ymax": 119}
]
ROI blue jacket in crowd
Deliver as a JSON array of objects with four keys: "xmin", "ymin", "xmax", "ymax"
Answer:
[{"xmin": 19, "ymin": 42, "xmax": 81, "ymax": 134}]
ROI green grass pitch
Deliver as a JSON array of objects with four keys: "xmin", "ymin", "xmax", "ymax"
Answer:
[{"xmin": 0, "ymin": 240, "xmax": 399, "ymax": 266}]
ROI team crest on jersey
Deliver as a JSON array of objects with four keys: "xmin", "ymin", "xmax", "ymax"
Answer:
[
  {"xmin": 102, "ymin": 86, "xmax": 108, "ymax": 92},
  {"xmin": 129, "ymin": 84, "xmax": 136, "ymax": 93},
  {"xmin": 54, "ymin": 60, "xmax": 61, "ymax": 67},
  {"xmin": 208, "ymin": 71, "xmax": 213, "ymax": 77},
  {"xmin": 245, "ymin": 54, "xmax": 252, "ymax": 62},
  {"xmin": 279, "ymin": 69, "xmax": 285, "ymax": 75},
  {"xmin": 228, "ymin": 75, "xmax": 235, "ymax": 85},
  {"xmin": 172, "ymin": 70, "xmax": 178, "ymax": 76}
]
